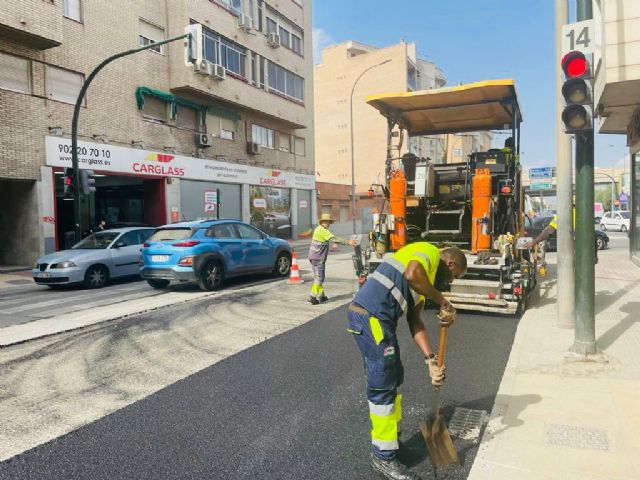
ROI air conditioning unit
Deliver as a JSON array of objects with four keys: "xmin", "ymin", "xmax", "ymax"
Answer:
[
  {"xmin": 211, "ymin": 64, "xmax": 226, "ymax": 80},
  {"xmin": 247, "ymin": 141, "xmax": 261, "ymax": 155},
  {"xmin": 237, "ymin": 13, "xmax": 253, "ymax": 31},
  {"xmin": 267, "ymin": 32, "xmax": 281, "ymax": 48},
  {"xmin": 194, "ymin": 59, "xmax": 210, "ymax": 74},
  {"xmin": 196, "ymin": 133, "xmax": 213, "ymax": 148}
]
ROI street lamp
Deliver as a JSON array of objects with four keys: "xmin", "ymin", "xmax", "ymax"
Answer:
[
  {"xmin": 594, "ymin": 169, "xmax": 616, "ymax": 212},
  {"xmin": 350, "ymin": 59, "xmax": 392, "ymax": 234}
]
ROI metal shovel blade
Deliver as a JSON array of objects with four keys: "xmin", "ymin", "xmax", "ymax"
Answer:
[{"xmin": 419, "ymin": 414, "xmax": 459, "ymax": 467}]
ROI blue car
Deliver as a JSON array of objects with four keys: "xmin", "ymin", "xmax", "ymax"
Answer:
[{"xmin": 140, "ymin": 219, "xmax": 292, "ymax": 291}]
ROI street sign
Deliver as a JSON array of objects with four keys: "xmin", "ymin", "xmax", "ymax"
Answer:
[
  {"xmin": 529, "ymin": 167, "xmax": 556, "ymax": 179},
  {"xmin": 562, "ymin": 20, "xmax": 595, "ymax": 56},
  {"xmin": 531, "ymin": 182, "xmax": 553, "ymax": 190}
]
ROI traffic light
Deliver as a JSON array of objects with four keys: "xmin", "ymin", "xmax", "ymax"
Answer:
[
  {"xmin": 184, "ymin": 24, "xmax": 203, "ymax": 66},
  {"xmin": 561, "ymin": 50, "xmax": 593, "ymax": 133},
  {"xmin": 63, "ymin": 167, "xmax": 75, "ymax": 196},
  {"xmin": 80, "ymin": 169, "xmax": 96, "ymax": 195}
]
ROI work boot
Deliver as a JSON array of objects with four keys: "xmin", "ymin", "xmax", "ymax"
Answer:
[
  {"xmin": 370, "ymin": 454, "xmax": 419, "ymax": 480},
  {"xmin": 318, "ymin": 294, "xmax": 329, "ymax": 303},
  {"xmin": 307, "ymin": 296, "xmax": 319, "ymax": 305}
]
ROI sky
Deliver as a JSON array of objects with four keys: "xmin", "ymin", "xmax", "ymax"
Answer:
[{"xmin": 312, "ymin": 0, "xmax": 629, "ymax": 172}]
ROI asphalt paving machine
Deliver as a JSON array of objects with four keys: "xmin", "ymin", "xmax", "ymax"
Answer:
[{"xmin": 357, "ymin": 80, "xmax": 537, "ymax": 315}]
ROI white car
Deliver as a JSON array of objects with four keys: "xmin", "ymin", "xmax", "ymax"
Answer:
[{"xmin": 600, "ymin": 211, "xmax": 630, "ymax": 232}]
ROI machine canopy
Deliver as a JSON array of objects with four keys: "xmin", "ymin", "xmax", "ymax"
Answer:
[{"xmin": 366, "ymin": 79, "xmax": 523, "ymax": 136}]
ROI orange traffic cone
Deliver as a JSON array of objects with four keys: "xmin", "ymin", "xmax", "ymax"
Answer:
[{"xmin": 287, "ymin": 249, "xmax": 304, "ymax": 284}]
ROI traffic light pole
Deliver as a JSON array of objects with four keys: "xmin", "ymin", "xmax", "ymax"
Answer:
[
  {"xmin": 71, "ymin": 33, "xmax": 188, "ymax": 241},
  {"xmin": 571, "ymin": 0, "xmax": 596, "ymax": 355}
]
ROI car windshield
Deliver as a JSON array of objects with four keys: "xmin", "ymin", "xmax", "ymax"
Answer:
[
  {"xmin": 620, "ymin": 211, "xmax": 631, "ymax": 219},
  {"xmin": 148, "ymin": 228, "xmax": 193, "ymax": 241},
  {"xmin": 73, "ymin": 232, "xmax": 119, "ymax": 249}
]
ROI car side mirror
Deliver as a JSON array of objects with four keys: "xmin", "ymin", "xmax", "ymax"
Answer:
[{"xmin": 113, "ymin": 241, "xmax": 126, "ymax": 249}]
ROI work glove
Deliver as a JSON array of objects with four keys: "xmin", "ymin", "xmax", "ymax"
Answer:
[
  {"xmin": 425, "ymin": 357, "xmax": 446, "ymax": 387},
  {"xmin": 438, "ymin": 302, "xmax": 456, "ymax": 326}
]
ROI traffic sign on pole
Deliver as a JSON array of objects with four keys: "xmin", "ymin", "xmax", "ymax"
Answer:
[
  {"xmin": 529, "ymin": 167, "xmax": 556, "ymax": 179},
  {"xmin": 531, "ymin": 182, "xmax": 553, "ymax": 190}
]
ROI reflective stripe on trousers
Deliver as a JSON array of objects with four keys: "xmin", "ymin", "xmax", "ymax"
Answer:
[{"xmin": 347, "ymin": 309, "xmax": 404, "ymax": 461}]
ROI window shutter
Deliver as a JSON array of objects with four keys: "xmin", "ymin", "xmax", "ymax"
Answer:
[
  {"xmin": 139, "ymin": 19, "xmax": 164, "ymax": 43},
  {"xmin": 46, "ymin": 66, "xmax": 83, "ymax": 104},
  {"xmin": 0, "ymin": 52, "xmax": 30, "ymax": 93}
]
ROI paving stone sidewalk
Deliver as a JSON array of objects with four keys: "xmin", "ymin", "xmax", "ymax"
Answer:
[{"xmin": 468, "ymin": 249, "xmax": 640, "ymax": 480}]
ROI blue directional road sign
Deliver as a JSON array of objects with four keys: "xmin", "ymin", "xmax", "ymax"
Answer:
[{"xmin": 529, "ymin": 167, "xmax": 556, "ymax": 179}]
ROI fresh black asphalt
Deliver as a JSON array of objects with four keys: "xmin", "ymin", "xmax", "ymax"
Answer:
[{"xmin": 0, "ymin": 300, "xmax": 518, "ymax": 480}]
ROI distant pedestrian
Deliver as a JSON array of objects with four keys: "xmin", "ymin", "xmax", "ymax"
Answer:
[{"xmin": 307, "ymin": 213, "xmax": 355, "ymax": 304}]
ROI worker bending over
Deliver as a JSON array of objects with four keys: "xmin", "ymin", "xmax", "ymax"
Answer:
[
  {"xmin": 347, "ymin": 243, "xmax": 466, "ymax": 480},
  {"xmin": 307, "ymin": 213, "xmax": 355, "ymax": 305}
]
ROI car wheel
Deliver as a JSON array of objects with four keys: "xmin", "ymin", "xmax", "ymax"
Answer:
[
  {"xmin": 600, "ymin": 223, "xmax": 606, "ymax": 231},
  {"xmin": 147, "ymin": 279, "xmax": 170, "ymax": 289},
  {"xmin": 621, "ymin": 224, "xmax": 628, "ymax": 232},
  {"xmin": 197, "ymin": 260, "xmax": 224, "ymax": 291},
  {"xmin": 84, "ymin": 265, "xmax": 108, "ymax": 289},
  {"xmin": 274, "ymin": 252, "xmax": 291, "ymax": 277},
  {"xmin": 596, "ymin": 237, "xmax": 605, "ymax": 250}
]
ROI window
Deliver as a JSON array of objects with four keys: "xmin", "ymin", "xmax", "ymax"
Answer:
[
  {"xmin": 278, "ymin": 133, "xmax": 291, "ymax": 152},
  {"xmin": 117, "ymin": 231, "xmax": 142, "ymax": 247},
  {"xmin": 268, "ymin": 61, "xmax": 304, "ymax": 102},
  {"xmin": 62, "ymin": 0, "xmax": 82, "ymax": 22},
  {"xmin": 453, "ymin": 148, "xmax": 462, "ymax": 157},
  {"xmin": 235, "ymin": 223, "xmax": 263, "ymax": 239},
  {"xmin": 252, "ymin": 124, "xmax": 274, "ymax": 149},
  {"xmin": 0, "ymin": 52, "xmax": 30, "ymax": 94},
  {"xmin": 45, "ymin": 66, "xmax": 84, "ymax": 105},
  {"xmin": 340, "ymin": 205, "xmax": 349, "ymax": 223},
  {"xmin": 265, "ymin": 7, "xmax": 303, "ymax": 55},
  {"xmin": 321, "ymin": 205, "xmax": 332, "ymax": 216},
  {"xmin": 176, "ymin": 105, "xmax": 198, "ymax": 130},
  {"xmin": 203, "ymin": 28, "xmax": 246, "ymax": 77},
  {"xmin": 216, "ymin": 0, "xmax": 244, "ymax": 14},
  {"xmin": 294, "ymin": 137, "xmax": 305, "ymax": 156},
  {"xmin": 142, "ymin": 96, "xmax": 168, "ymax": 123},
  {"xmin": 206, "ymin": 224, "xmax": 237, "ymax": 238},
  {"xmin": 139, "ymin": 19, "xmax": 165, "ymax": 54},
  {"xmin": 206, "ymin": 112, "xmax": 235, "ymax": 140}
]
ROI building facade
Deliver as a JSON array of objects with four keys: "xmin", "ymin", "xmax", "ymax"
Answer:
[
  {"xmin": 0, "ymin": 0, "xmax": 315, "ymax": 265},
  {"xmin": 593, "ymin": 0, "xmax": 640, "ymax": 265}
]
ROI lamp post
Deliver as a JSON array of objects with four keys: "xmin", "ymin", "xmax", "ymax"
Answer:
[{"xmin": 350, "ymin": 59, "xmax": 392, "ymax": 234}]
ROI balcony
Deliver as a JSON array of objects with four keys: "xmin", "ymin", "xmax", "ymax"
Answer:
[{"xmin": 0, "ymin": 0, "xmax": 63, "ymax": 49}]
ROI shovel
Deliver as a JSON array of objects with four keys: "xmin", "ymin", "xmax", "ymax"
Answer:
[{"xmin": 419, "ymin": 323, "xmax": 459, "ymax": 466}]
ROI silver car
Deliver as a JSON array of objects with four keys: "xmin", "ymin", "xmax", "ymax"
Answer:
[{"xmin": 32, "ymin": 227, "xmax": 156, "ymax": 288}]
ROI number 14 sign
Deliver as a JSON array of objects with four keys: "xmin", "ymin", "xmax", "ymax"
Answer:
[{"xmin": 561, "ymin": 18, "xmax": 601, "ymax": 67}]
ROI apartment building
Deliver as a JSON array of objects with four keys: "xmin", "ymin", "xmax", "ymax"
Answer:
[
  {"xmin": 593, "ymin": 0, "xmax": 640, "ymax": 265},
  {"xmin": 0, "ymin": 0, "xmax": 315, "ymax": 265}
]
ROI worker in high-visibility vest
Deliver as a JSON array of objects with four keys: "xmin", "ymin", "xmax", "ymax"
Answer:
[
  {"xmin": 526, "ymin": 208, "xmax": 598, "ymax": 263},
  {"xmin": 347, "ymin": 242, "xmax": 466, "ymax": 480},
  {"xmin": 307, "ymin": 213, "xmax": 356, "ymax": 304}
]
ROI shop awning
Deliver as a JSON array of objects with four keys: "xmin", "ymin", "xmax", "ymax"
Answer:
[
  {"xmin": 365, "ymin": 79, "xmax": 523, "ymax": 136},
  {"xmin": 135, "ymin": 87, "xmax": 241, "ymax": 121}
]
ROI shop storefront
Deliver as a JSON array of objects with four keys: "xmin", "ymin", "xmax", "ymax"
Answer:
[
  {"xmin": 44, "ymin": 136, "xmax": 315, "ymax": 252},
  {"xmin": 632, "ymin": 152, "xmax": 640, "ymax": 266}
]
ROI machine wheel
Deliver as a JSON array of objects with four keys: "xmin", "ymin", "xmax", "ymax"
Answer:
[
  {"xmin": 621, "ymin": 224, "xmax": 628, "ymax": 232},
  {"xmin": 596, "ymin": 237, "xmax": 606, "ymax": 250},
  {"xmin": 273, "ymin": 252, "xmax": 291, "ymax": 277},
  {"xmin": 197, "ymin": 260, "xmax": 224, "ymax": 291},
  {"xmin": 600, "ymin": 223, "xmax": 606, "ymax": 231},
  {"xmin": 84, "ymin": 265, "xmax": 108, "ymax": 289},
  {"xmin": 147, "ymin": 279, "xmax": 170, "ymax": 289}
]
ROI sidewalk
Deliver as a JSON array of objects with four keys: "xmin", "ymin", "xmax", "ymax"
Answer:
[
  {"xmin": 0, "ymin": 270, "xmax": 32, "ymax": 290},
  {"xmin": 469, "ymin": 249, "xmax": 640, "ymax": 480}
]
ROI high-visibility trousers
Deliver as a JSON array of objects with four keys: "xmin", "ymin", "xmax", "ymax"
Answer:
[
  {"xmin": 347, "ymin": 306, "xmax": 403, "ymax": 461},
  {"xmin": 309, "ymin": 260, "xmax": 326, "ymax": 299}
]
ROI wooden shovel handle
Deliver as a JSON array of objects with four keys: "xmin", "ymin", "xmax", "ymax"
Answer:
[{"xmin": 437, "ymin": 324, "xmax": 449, "ymax": 368}]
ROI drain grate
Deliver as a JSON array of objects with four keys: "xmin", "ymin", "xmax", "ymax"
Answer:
[
  {"xmin": 545, "ymin": 424, "xmax": 610, "ymax": 451},
  {"xmin": 448, "ymin": 408, "xmax": 487, "ymax": 442}
]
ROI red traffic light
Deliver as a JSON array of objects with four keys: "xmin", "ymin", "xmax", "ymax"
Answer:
[{"xmin": 562, "ymin": 51, "xmax": 588, "ymax": 78}]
